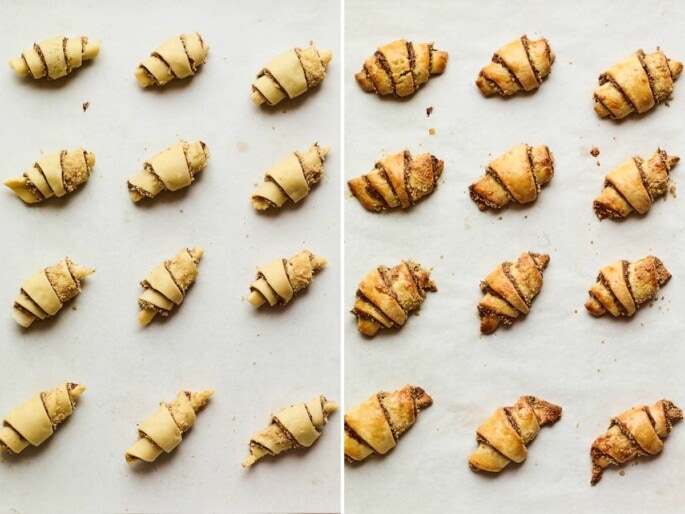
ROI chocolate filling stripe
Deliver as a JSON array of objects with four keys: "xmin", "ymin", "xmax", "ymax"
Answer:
[
  {"xmin": 521, "ymin": 35, "xmax": 542, "ymax": 84},
  {"xmin": 485, "ymin": 166, "xmax": 515, "ymax": 201},
  {"xmin": 633, "ymin": 156, "xmax": 653, "ymax": 202},
  {"xmin": 493, "ymin": 54, "xmax": 524, "ymax": 91},
  {"xmin": 375, "ymin": 50, "xmax": 396, "ymax": 95},
  {"xmin": 377, "ymin": 393, "xmax": 398, "ymax": 441},
  {"xmin": 406, "ymin": 41, "xmax": 418, "ymax": 92}
]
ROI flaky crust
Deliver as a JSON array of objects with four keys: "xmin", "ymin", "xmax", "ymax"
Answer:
[
  {"xmin": 348, "ymin": 151, "xmax": 444, "ymax": 212},
  {"xmin": 469, "ymin": 144, "xmax": 553, "ymax": 211},
  {"xmin": 352, "ymin": 260, "xmax": 437, "ymax": 337},
  {"xmin": 478, "ymin": 252, "xmax": 549, "ymax": 334},
  {"xmin": 590, "ymin": 399, "xmax": 682, "ymax": 485},
  {"xmin": 585, "ymin": 256, "xmax": 670, "ymax": 317},
  {"xmin": 355, "ymin": 40, "xmax": 448, "ymax": 97},
  {"xmin": 345, "ymin": 385, "xmax": 432, "ymax": 462},
  {"xmin": 593, "ymin": 150, "xmax": 679, "ymax": 219},
  {"xmin": 594, "ymin": 49, "xmax": 683, "ymax": 119},
  {"xmin": 469, "ymin": 396, "xmax": 562, "ymax": 472},
  {"xmin": 476, "ymin": 35, "xmax": 554, "ymax": 96}
]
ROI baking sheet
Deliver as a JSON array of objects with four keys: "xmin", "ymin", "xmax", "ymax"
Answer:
[
  {"xmin": 344, "ymin": 1, "xmax": 685, "ymax": 512},
  {"xmin": 0, "ymin": 1, "xmax": 340, "ymax": 513}
]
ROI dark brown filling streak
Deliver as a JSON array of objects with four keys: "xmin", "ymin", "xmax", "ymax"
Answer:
[
  {"xmin": 360, "ymin": 65, "xmax": 378, "ymax": 93},
  {"xmin": 504, "ymin": 407, "xmax": 526, "ymax": 443},
  {"xmin": 13, "ymin": 296, "xmax": 47, "ymax": 320},
  {"xmin": 138, "ymin": 64, "xmax": 158, "ymax": 85},
  {"xmin": 477, "ymin": 294, "xmax": 516, "ymax": 326},
  {"xmin": 521, "ymin": 35, "xmax": 542, "ymax": 84},
  {"xmin": 406, "ymin": 261, "xmax": 428, "ymax": 299},
  {"xmin": 593, "ymin": 93, "xmax": 614, "ymax": 117},
  {"xmin": 636, "ymin": 49, "xmax": 658, "ymax": 105},
  {"xmin": 604, "ymin": 174, "xmax": 638, "ymax": 213},
  {"xmin": 492, "ymin": 54, "xmax": 524, "ymax": 92},
  {"xmin": 374, "ymin": 50, "xmax": 396, "ymax": 95},
  {"xmin": 480, "ymin": 71, "xmax": 505, "ymax": 95},
  {"xmin": 591, "ymin": 445, "xmax": 620, "ymax": 467},
  {"xmin": 179, "ymin": 35, "xmax": 196, "ymax": 72},
  {"xmin": 293, "ymin": 47, "xmax": 314, "ymax": 89},
  {"xmin": 272, "ymin": 416, "xmax": 301, "ymax": 448},
  {"xmin": 351, "ymin": 290, "xmax": 395, "ymax": 328},
  {"xmin": 643, "ymin": 405, "xmax": 660, "ymax": 435},
  {"xmin": 405, "ymin": 41, "xmax": 418, "ymax": 92},
  {"xmin": 255, "ymin": 69, "xmax": 288, "ymax": 104},
  {"xmin": 474, "ymin": 433, "xmax": 510, "ymax": 464},
  {"xmin": 249, "ymin": 439, "xmax": 275, "ymax": 456},
  {"xmin": 611, "ymin": 417, "xmax": 648, "ymax": 457},
  {"xmin": 525, "ymin": 396, "xmax": 543, "ymax": 425},
  {"xmin": 402, "ymin": 150, "xmax": 416, "ymax": 204},
  {"xmin": 141, "ymin": 162, "xmax": 167, "ymax": 195},
  {"xmin": 359, "ymin": 175, "xmax": 389, "ymax": 211},
  {"xmin": 344, "ymin": 423, "xmax": 373, "ymax": 460},
  {"xmin": 34, "ymin": 162, "xmax": 54, "ymax": 198},
  {"xmin": 62, "ymin": 37, "xmax": 72, "ymax": 75},
  {"xmin": 502, "ymin": 261, "xmax": 531, "ymax": 309},
  {"xmin": 526, "ymin": 145, "xmax": 541, "ymax": 196},
  {"xmin": 293, "ymin": 151, "xmax": 312, "ymax": 189},
  {"xmin": 633, "ymin": 156, "xmax": 654, "ymax": 202},
  {"xmin": 621, "ymin": 259, "xmax": 639, "ymax": 310},
  {"xmin": 600, "ymin": 72, "xmax": 639, "ymax": 116},
  {"xmin": 593, "ymin": 200, "xmax": 622, "ymax": 219},
  {"xmin": 427, "ymin": 43, "xmax": 434, "ymax": 75},
  {"xmin": 23, "ymin": 169, "xmax": 45, "ymax": 201},
  {"xmin": 469, "ymin": 186, "xmax": 502, "ymax": 210},
  {"xmin": 33, "ymin": 43, "xmax": 49, "ymax": 79},
  {"xmin": 377, "ymin": 393, "xmax": 399, "ymax": 441},
  {"xmin": 375, "ymin": 162, "xmax": 400, "ymax": 206},
  {"xmin": 485, "ymin": 165, "xmax": 515, "ymax": 202},
  {"xmin": 596, "ymin": 271, "xmax": 628, "ymax": 316},
  {"xmin": 378, "ymin": 265, "xmax": 408, "ymax": 315},
  {"xmin": 151, "ymin": 52, "xmax": 178, "ymax": 80},
  {"xmin": 430, "ymin": 156, "xmax": 440, "ymax": 190}
]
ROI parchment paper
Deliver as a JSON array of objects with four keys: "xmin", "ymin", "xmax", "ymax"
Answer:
[
  {"xmin": 344, "ymin": 1, "xmax": 685, "ymax": 512},
  {"xmin": 0, "ymin": 1, "xmax": 340, "ymax": 513}
]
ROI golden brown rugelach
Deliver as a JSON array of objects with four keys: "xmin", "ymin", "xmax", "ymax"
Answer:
[
  {"xmin": 352, "ymin": 260, "xmax": 437, "ymax": 337},
  {"xmin": 469, "ymin": 144, "xmax": 554, "ymax": 211},
  {"xmin": 590, "ymin": 399, "xmax": 682, "ymax": 485},
  {"xmin": 594, "ymin": 49, "xmax": 683, "ymax": 119},
  {"xmin": 469, "ymin": 396, "xmax": 562, "ymax": 472},
  {"xmin": 478, "ymin": 252, "xmax": 549, "ymax": 334},
  {"xmin": 593, "ymin": 149, "xmax": 679, "ymax": 219},
  {"xmin": 348, "ymin": 151, "xmax": 444, "ymax": 212},
  {"xmin": 476, "ymin": 35, "xmax": 554, "ymax": 96},
  {"xmin": 585, "ymin": 256, "xmax": 670, "ymax": 317},
  {"xmin": 345, "ymin": 385, "xmax": 432, "ymax": 462},
  {"xmin": 355, "ymin": 40, "xmax": 448, "ymax": 97}
]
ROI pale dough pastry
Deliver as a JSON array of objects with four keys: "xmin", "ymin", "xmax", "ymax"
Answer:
[
  {"xmin": 242, "ymin": 395, "xmax": 337, "ymax": 467},
  {"xmin": 137, "ymin": 247, "xmax": 203, "ymax": 324},
  {"xmin": 125, "ymin": 389, "xmax": 213, "ymax": 464},
  {"xmin": 252, "ymin": 44, "xmax": 332, "ymax": 106},
  {"xmin": 247, "ymin": 250, "xmax": 326, "ymax": 308},
  {"xmin": 0, "ymin": 382, "xmax": 85, "ymax": 454},
  {"xmin": 9, "ymin": 36, "xmax": 100, "ymax": 80},
  {"xmin": 127, "ymin": 141, "xmax": 209, "ymax": 202},
  {"xmin": 252, "ymin": 144, "xmax": 329, "ymax": 210},
  {"xmin": 135, "ymin": 33, "xmax": 209, "ymax": 87},
  {"xmin": 12, "ymin": 258, "xmax": 94, "ymax": 328},
  {"xmin": 4, "ymin": 149, "xmax": 95, "ymax": 204}
]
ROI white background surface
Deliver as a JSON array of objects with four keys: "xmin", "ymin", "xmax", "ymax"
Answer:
[
  {"xmin": 0, "ymin": 1, "xmax": 340, "ymax": 513},
  {"xmin": 345, "ymin": 1, "xmax": 685, "ymax": 513}
]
